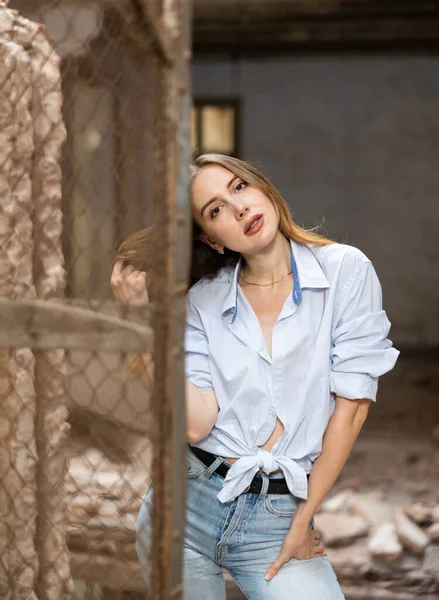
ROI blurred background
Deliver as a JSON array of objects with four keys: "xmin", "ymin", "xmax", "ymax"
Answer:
[
  {"xmin": 4, "ymin": 1, "xmax": 439, "ymax": 599},
  {"xmin": 10, "ymin": 0, "xmax": 439, "ymax": 433}
]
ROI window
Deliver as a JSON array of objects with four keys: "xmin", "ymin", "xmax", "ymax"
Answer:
[{"xmin": 192, "ymin": 99, "xmax": 240, "ymax": 157}]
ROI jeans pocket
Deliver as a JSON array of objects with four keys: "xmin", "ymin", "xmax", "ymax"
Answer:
[
  {"xmin": 265, "ymin": 493, "xmax": 298, "ymax": 517},
  {"xmin": 186, "ymin": 450, "xmax": 208, "ymax": 479}
]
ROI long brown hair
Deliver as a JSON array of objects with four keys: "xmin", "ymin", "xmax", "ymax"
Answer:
[
  {"xmin": 115, "ymin": 154, "xmax": 334, "ymax": 378},
  {"xmin": 115, "ymin": 154, "xmax": 333, "ymax": 290},
  {"xmin": 190, "ymin": 153, "xmax": 334, "ymax": 285},
  {"xmin": 114, "ymin": 227, "xmax": 154, "ymax": 384},
  {"xmin": 113, "ymin": 226, "xmax": 155, "ymax": 299}
]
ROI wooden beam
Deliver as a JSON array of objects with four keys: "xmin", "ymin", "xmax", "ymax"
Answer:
[
  {"xmin": 134, "ymin": 0, "xmax": 176, "ymax": 65},
  {"xmin": 192, "ymin": 0, "xmax": 439, "ymax": 53},
  {"xmin": 193, "ymin": 0, "xmax": 439, "ymax": 20},
  {"xmin": 193, "ymin": 16, "xmax": 439, "ymax": 54},
  {"xmin": 0, "ymin": 297, "xmax": 153, "ymax": 353},
  {"xmin": 70, "ymin": 551, "xmax": 148, "ymax": 592}
]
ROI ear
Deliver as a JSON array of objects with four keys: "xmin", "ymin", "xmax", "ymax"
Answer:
[{"xmin": 199, "ymin": 233, "xmax": 224, "ymax": 254}]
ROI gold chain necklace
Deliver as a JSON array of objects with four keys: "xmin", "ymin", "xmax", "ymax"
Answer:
[{"xmin": 239, "ymin": 269, "xmax": 292, "ymax": 287}]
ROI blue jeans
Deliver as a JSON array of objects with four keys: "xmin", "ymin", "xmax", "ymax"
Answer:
[{"xmin": 137, "ymin": 448, "xmax": 345, "ymax": 600}]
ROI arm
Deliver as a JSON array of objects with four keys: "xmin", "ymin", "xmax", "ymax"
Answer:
[
  {"xmin": 111, "ymin": 259, "xmax": 219, "ymax": 442},
  {"xmin": 292, "ymin": 395, "xmax": 370, "ymax": 528},
  {"xmin": 265, "ymin": 396, "xmax": 370, "ymax": 581},
  {"xmin": 186, "ymin": 382, "xmax": 218, "ymax": 443},
  {"xmin": 184, "ymin": 296, "xmax": 219, "ymax": 442},
  {"xmin": 135, "ymin": 352, "xmax": 218, "ymax": 441},
  {"xmin": 265, "ymin": 255, "xmax": 399, "ymax": 581},
  {"xmin": 134, "ymin": 355, "xmax": 218, "ymax": 443}
]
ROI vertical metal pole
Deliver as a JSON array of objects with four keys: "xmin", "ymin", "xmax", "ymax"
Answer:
[
  {"xmin": 150, "ymin": 1, "xmax": 192, "ymax": 598},
  {"xmin": 0, "ymin": 30, "xmax": 38, "ymax": 600},
  {"xmin": 168, "ymin": 0, "xmax": 192, "ymax": 598},
  {"xmin": 30, "ymin": 25, "xmax": 72, "ymax": 600}
]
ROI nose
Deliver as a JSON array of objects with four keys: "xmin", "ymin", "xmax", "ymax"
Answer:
[{"xmin": 236, "ymin": 205, "xmax": 250, "ymax": 220}]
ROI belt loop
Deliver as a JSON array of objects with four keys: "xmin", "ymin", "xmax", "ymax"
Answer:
[
  {"xmin": 259, "ymin": 473, "xmax": 270, "ymax": 499},
  {"xmin": 203, "ymin": 456, "xmax": 224, "ymax": 479}
]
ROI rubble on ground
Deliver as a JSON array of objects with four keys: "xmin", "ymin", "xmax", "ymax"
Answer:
[
  {"xmin": 313, "ymin": 437, "xmax": 439, "ymax": 598},
  {"xmin": 66, "ymin": 412, "xmax": 439, "ymax": 598},
  {"xmin": 313, "ymin": 512, "xmax": 369, "ymax": 546},
  {"xmin": 368, "ymin": 522, "xmax": 403, "ymax": 562}
]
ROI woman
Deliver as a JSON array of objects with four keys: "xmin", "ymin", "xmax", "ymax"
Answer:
[{"xmin": 111, "ymin": 153, "xmax": 399, "ymax": 600}]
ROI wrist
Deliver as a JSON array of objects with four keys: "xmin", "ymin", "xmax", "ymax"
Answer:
[{"xmin": 291, "ymin": 502, "xmax": 315, "ymax": 528}]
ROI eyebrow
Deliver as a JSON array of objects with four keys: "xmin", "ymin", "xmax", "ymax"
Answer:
[{"xmin": 200, "ymin": 175, "xmax": 239, "ymax": 218}]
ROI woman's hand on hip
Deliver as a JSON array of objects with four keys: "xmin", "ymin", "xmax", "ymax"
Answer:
[
  {"xmin": 264, "ymin": 522, "xmax": 326, "ymax": 581},
  {"xmin": 111, "ymin": 259, "xmax": 149, "ymax": 305}
]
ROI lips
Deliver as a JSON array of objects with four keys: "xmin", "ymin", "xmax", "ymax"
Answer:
[{"xmin": 244, "ymin": 214, "xmax": 263, "ymax": 235}]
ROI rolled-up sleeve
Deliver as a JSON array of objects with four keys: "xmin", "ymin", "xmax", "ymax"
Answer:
[
  {"xmin": 330, "ymin": 258, "xmax": 399, "ymax": 401},
  {"xmin": 184, "ymin": 299, "xmax": 213, "ymax": 390}
]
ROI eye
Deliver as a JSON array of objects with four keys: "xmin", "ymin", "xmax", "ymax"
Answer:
[
  {"xmin": 210, "ymin": 205, "xmax": 222, "ymax": 219},
  {"xmin": 235, "ymin": 181, "xmax": 247, "ymax": 193}
]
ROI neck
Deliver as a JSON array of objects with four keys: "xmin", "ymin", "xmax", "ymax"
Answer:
[{"xmin": 241, "ymin": 233, "xmax": 291, "ymax": 284}]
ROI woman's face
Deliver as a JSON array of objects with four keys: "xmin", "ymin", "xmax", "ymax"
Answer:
[{"xmin": 191, "ymin": 165, "xmax": 279, "ymax": 255}]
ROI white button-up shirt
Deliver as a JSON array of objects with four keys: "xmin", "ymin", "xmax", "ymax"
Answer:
[{"xmin": 185, "ymin": 240, "xmax": 399, "ymax": 503}]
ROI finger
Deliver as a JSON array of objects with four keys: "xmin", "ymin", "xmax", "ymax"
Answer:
[
  {"xmin": 265, "ymin": 553, "xmax": 288, "ymax": 581},
  {"xmin": 314, "ymin": 544, "xmax": 325, "ymax": 554},
  {"xmin": 126, "ymin": 272, "xmax": 144, "ymax": 287},
  {"xmin": 122, "ymin": 265, "xmax": 137, "ymax": 278},
  {"xmin": 111, "ymin": 259, "xmax": 125, "ymax": 285},
  {"xmin": 144, "ymin": 355, "xmax": 154, "ymax": 388}
]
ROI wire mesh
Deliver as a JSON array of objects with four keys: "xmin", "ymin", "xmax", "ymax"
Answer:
[{"xmin": 0, "ymin": 0, "xmax": 190, "ymax": 598}]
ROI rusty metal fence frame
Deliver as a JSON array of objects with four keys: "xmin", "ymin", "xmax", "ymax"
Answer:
[{"xmin": 0, "ymin": 0, "xmax": 192, "ymax": 598}]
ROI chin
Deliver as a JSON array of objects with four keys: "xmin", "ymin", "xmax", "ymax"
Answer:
[{"xmin": 240, "ymin": 227, "xmax": 279, "ymax": 255}]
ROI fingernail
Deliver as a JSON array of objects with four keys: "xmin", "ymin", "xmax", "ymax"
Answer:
[{"xmin": 264, "ymin": 572, "xmax": 271, "ymax": 581}]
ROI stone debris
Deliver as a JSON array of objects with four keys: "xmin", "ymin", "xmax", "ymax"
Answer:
[
  {"xmin": 325, "ymin": 539, "xmax": 371, "ymax": 574},
  {"xmin": 314, "ymin": 512, "xmax": 369, "ymax": 546},
  {"xmin": 426, "ymin": 523, "xmax": 439, "ymax": 541},
  {"xmin": 353, "ymin": 491, "xmax": 395, "ymax": 528},
  {"xmin": 368, "ymin": 522, "xmax": 403, "ymax": 562},
  {"xmin": 403, "ymin": 503, "xmax": 434, "ymax": 525},
  {"xmin": 394, "ymin": 508, "xmax": 430, "ymax": 554},
  {"xmin": 64, "ymin": 418, "xmax": 439, "ymax": 597},
  {"xmin": 319, "ymin": 490, "xmax": 357, "ymax": 513},
  {"xmin": 338, "ymin": 474, "xmax": 365, "ymax": 491},
  {"xmin": 422, "ymin": 544, "xmax": 439, "ymax": 578}
]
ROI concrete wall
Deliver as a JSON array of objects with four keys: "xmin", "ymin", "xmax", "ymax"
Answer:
[{"xmin": 193, "ymin": 57, "xmax": 439, "ymax": 347}]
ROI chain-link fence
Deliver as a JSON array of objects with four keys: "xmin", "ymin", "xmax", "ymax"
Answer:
[{"xmin": 0, "ymin": 0, "xmax": 191, "ymax": 598}]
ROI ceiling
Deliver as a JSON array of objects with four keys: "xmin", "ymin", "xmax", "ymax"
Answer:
[{"xmin": 192, "ymin": 0, "xmax": 439, "ymax": 54}]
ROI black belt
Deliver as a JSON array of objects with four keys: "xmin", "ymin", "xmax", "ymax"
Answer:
[{"xmin": 189, "ymin": 445, "xmax": 307, "ymax": 495}]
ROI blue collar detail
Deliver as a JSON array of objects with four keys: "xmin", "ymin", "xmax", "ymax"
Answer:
[{"xmin": 221, "ymin": 240, "xmax": 330, "ymax": 323}]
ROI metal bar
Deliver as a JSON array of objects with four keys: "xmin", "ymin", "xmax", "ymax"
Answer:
[
  {"xmin": 134, "ymin": 0, "xmax": 176, "ymax": 65},
  {"xmin": 148, "ymin": 0, "xmax": 185, "ymax": 596},
  {"xmin": 0, "ymin": 297, "xmax": 153, "ymax": 352},
  {"xmin": 70, "ymin": 552, "xmax": 148, "ymax": 592},
  {"xmin": 167, "ymin": 0, "xmax": 193, "ymax": 598}
]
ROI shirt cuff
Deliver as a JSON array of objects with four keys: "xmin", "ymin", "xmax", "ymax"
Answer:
[
  {"xmin": 330, "ymin": 372, "xmax": 379, "ymax": 402},
  {"xmin": 186, "ymin": 373, "xmax": 214, "ymax": 391}
]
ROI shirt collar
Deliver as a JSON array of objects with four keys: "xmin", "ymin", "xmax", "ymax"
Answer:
[
  {"xmin": 221, "ymin": 259, "xmax": 242, "ymax": 322},
  {"xmin": 221, "ymin": 239, "xmax": 330, "ymax": 322},
  {"xmin": 291, "ymin": 240, "xmax": 330, "ymax": 290}
]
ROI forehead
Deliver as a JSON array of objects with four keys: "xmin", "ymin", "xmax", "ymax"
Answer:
[{"xmin": 192, "ymin": 165, "xmax": 234, "ymax": 200}]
